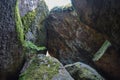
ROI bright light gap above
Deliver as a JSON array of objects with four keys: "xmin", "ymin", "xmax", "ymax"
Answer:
[{"xmin": 44, "ymin": 0, "xmax": 72, "ymax": 11}]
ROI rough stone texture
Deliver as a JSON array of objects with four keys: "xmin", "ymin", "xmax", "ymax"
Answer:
[
  {"xmin": 19, "ymin": 0, "xmax": 39, "ymax": 17},
  {"xmin": 45, "ymin": 7, "xmax": 107, "ymax": 65},
  {"xmin": 19, "ymin": 0, "xmax": 48, "ymax": 48},
  {"xmin": 0, "ymin": 0, "xmax": 48, "ymax": 79},
  {"xmin": 94, "ymin": 46, "xmax": 120, "ymax": 80},
  {"xmin": 0, "ymin": 0, "xmax": 24, "ymax": 80},
  {"xmin": 45, "ymin": 7, "xmax": 120, "ymax": 79},
  {"xmin": 65, "ymin": 62, "xmax": 105, "ymax": 80},
  {"xmin": 71, "ymin": 0, "xmax": 120, "ymax": 50},
  {"xmin": 19, "ymin": 54, "xmax": 74, "ymax": 80}
]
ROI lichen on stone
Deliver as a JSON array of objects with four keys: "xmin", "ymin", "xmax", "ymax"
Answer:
[
  {"xmin": 93, "ymin": 40, "xmax": 111, "ymax": 61},
  {"xmin": 19, "ymin": 54, "xmax": 60, "ymax": 80}
]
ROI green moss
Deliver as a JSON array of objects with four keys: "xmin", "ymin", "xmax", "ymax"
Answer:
[
  {"xmin": 19, "ymin": 56, "xmax": 60, "ymax": 80},
  {"xmin": 21, "ymin": 10, "xmax": 36, "ymax": 33},
  {"xmin": 15, "ymin": 0, "xmax": 24, "ymax": 46},
  {"xmin": 15, "ymin": 1, "xmax": 46, "ymax": 51},
  {"xmin": 65, "ymin": 62, "xmax": 104, "ymax": 80},
  {"xmin": 15, "ymin": 0, "xmax": 36, "ymax": 46},
  {"xmin": 79, "ymin": 67, "xmax": 97, "ymax": 79},
  {"xmin": 93, "ymin": 40, "xmax": 111, "ymax": 61},
  {"xmin": 24, "ymin": 41, "xmax": 46, "ymax": 51}
]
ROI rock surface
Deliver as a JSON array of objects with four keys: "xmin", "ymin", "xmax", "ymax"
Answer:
[
  {"xmin": 0, "ymin": 0, "xmax": 48, "ymax": 79},
  {"xmin": 65, "ymin": 62, "xmax": 105, "ymax": 80},
  {"xmin": 19, "ymin": 54, "xmax": 74, "ymax": 80},
  {"xmin": 45, "ymin": 7, "xmax": 106, "ymax": 64},
  {"xmin": 0, "ymin": 0, "xmax": 24, "ymax": 80},
  {"xmin": 71, "ymin": 0, "xmax": 120, "ymax": 50},
  {"xmin": 45, "ymin": 7, "xmax": 120, "ymax": 79},
  {"xmin": 94, "ymin": 46, "xmax": 120, "ymax": 80},
  {"xmin": 19, "ymin": 0, "xmax": 48, "ymax": 48}
]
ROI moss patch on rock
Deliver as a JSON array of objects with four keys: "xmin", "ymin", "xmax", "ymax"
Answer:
[
  {"xmin": 19, "ymin": 54, "xmax": 60, "ymax": 80},
  {"xmin": 21, "ymin": 10, "xmax": 37, "ymax": 33},
  {"xmin": 65, "ymin": 62, "xmax": 105, "ymax": 80},
  {"xmin": 15, "ymin": 0, "xmax": 46, "ymax": 51},
  {"xmin": 15, "ymin": 0, "xmax": 24, "ymax": 46},
  {"xmin": 24, "ymin": 41, "xmax": 46, "ymax": 52},
  {"xmin": 93, "ymin": 40, "xmax": 111, "ymax": 61}
]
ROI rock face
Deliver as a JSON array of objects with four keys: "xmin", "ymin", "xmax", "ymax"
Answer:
[
  {"xmin": 45, "ymin": 7, "xmax": 120, "ymax": 79},
  {"xmin": 19, "ymin": 54, "xmax": 74, "ymax": 80},
  {"xmin": 19, "ymin": 0, "xmax": 48, "ymax": 48},
  {"xmin": 0, "ymin": 0, "xmax": 48, "ymax": 79},
  {"xmin": 45, "ymin": 7, "xmax": 106, "ymax": 64},
  {"xmin": 94, "ymin": 46, "xmax": 120, "ymax": 80},
  {"xmin": 71, "ymin": 0, "xmax": 120, "ymax": 50},
  {"xmin": 0, "ymin": 0, "xmax": 24, "ymax": 80},
  {"xmin": 65, "ymin": 62, "xmax": 105, "ymax": 80}
]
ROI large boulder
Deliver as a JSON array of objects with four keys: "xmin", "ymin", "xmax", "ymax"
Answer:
[
  {"xmin": 45, "ymin": 7, "xmax": 106, "ymax": 64},
  {"xmin": 45, "ymin": 7, "xmax": 120, "ymax": 79},
  {"xmin": 71, "ymin": 0, "xmax": 120, "ymax": 49},
  {"xmin": 0, "ymin": 0, "xmax": 24, "ymax": 80},
  {"xmin": 65, "ymin": 62, "xmax": 105, "ymax": 80},
  {"xmin": 19, "ymin": 54, "xmax": 74, "ymax": 80},
  {"xmin": 0, "ymin": 0, "xmax": 48, "ymax": 79}
]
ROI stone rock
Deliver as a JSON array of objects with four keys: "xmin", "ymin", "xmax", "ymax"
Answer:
[
  {"xmin": 19, "ymin": 54, "xmax": 74, "ymax": 80},
  {"xmin": 0, "ymin": 0, "xmax": 24, "ymax": 80},
  {"xmin": 45, "ymin": 7, "xmax": 106, "ymax": 65},
  {"xmin": 71, "ymin": 0, "xmax": 120, "ymax": 50},
  {"xmin": 45, "ymin": 7, "xmax": 120, "ymax": 79},
  {"xmin": 19, "ymin": 0, "xmax": 48, "ymax": 49},
  {"xmin": 94, "ymin": 46, "xmax": 120, "ymax": 80},
  {"xmin": 65, "ymin": 62, "xmax": 105, "ymax": 80},
  {"xmin": 0, "ymin": 0, "xmax": 48, "ymax": 79}
]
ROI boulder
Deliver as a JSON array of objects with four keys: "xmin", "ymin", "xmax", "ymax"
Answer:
[
  {"xmin": 19, "ymin": 54, "xmax": 74, "ymax": 80},
  {"xmin": 0, "ymin": 0, "xmax": 48, "ymax": 79},
  {"xmin": 71, "ymin": 0, "xmax": 120, "ymax": 49},
  {"xmin": 65, "ymin": 62, "xmax": 105, "ymax": 80},
  {"xmin": 0, "ymin": 0, "xmax": 24, "ymax": 80},
  {"xmin": 45, "ymin": 7, "xmax": 106, "ymax": 65},
  {"xmin": 45, "ymin": 7, "xmax": 120, "ymax": 79}
]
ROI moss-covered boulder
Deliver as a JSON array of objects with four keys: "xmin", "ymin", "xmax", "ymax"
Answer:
[
  {"xmin": 0, "ymin": 0, "xmax": 48, "ymax": 79},
  {"xmin": 65, "ymin": 62, "xmax": 105, "ymax": 80},
  {"xmin": 19, "ymin": 54, "xmax": 74, "ymax": 80}
]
